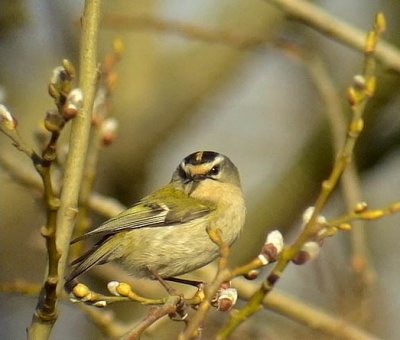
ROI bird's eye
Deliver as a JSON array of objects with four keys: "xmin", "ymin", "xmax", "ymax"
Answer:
[{"xmin": 208, "ymin": 165, "xmax": 220, "ymax": 176}]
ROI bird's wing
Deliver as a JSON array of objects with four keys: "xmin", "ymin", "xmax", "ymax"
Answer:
[
  {"xmin": 71, "ymin": 186, "xmax": 215, "ymax": 243},
  {"xmin": 65, "ymin": 186, "xmax": 215, "ymax": 286}
]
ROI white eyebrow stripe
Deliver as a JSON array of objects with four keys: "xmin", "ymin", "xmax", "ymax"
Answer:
[{"xmin": 212, "ymin": 155, "xmax": 224, "ymax": 165}]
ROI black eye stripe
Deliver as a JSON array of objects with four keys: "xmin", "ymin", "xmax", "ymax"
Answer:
[{"xmin": 178, "ymin": 165, "xmax": 188, "ymax": 179}]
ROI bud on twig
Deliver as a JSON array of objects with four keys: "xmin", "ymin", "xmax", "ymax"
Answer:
[
  {"xmin": 292, "ymin": 241, "xmax": 321, "ymax": 265},
  {"xmin": 107, "ymin": 281, "xmax": 132, "ymax": 297},
  {"xmin": 353, "ymin": 75, "xmax": 366, "ymax": 90},
  {"xmin": 93, "ymin": 301, "xmax": 107, "ymax": 308},
  {"xmin": 44, "ymin": 109, "xmax": 65, "ymax": 132},
  {"xmin": 72, "ymin": 283, "xmax": 90, "ymax": 298},
  {"xmin": 50, "ymin": 66, "xmax": 66, "ymax": 86},
  {"xmin": 302, "ymin": 206, "xmax": 327, "ymax": 226},
  {"xmin": 62, "ymin": 59, "xmax": 76, "ymax": 79},
  {"xmin": 92, "ymin": 88, "xmax": 107, "ymax": 124},
  {"xmin": 217, "ymin": 288, "xmax": 238, "ymax": 311},
  {"xmin": 107, "ymin": 281, "xmax": 121, "ymax": 296},
  {"xmin": 100, "ymin": 118, "xmax": 118, "ymax": 146},
  {"xmin": 354, "ymin": 201, "xmax": 368, "ymax": 213},
  {"xmin": 244, "ymin": 269, "xmax": 259, "ymax": 280},
  {"xmin": 0, "ymin": 104, "xmax": 17, "ymax": 130},
  {"xmin": 64, "ymin": 88, "xmax": 83, "ymax": 119},
  {"xmin": 258, "ymin": 230, "xmax": 284, "ymax": 265}
]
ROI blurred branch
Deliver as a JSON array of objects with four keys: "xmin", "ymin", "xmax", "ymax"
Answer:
[
  {"xmin": 103, "ymin": 12, "xmax": 271, "ymax": 49},
  {"xmin": 0, "ymin": 154, "xmax": 125, "ymax": 218},
  {"xmin": 0, "ymin": 280, "xmax": 41, "ymax": 296},
  {"xmin": 98, "ymin": 5, "xmax": 282, "ymax": 205},
  {"xmin": 0, "ymin": 280, "xmax": 128, "ymax": 338},
  {"xmin": 0, "ymin": 155, "xmax": 42, "ymax": 192},
  {"xmin": 234, "ymin": 279, "xmax": 379, "ymax": 340},
  {"xmin": 79, "ymin": 304, "xmax": 129, "ymax": 338},
  {"xmin": 120, "ymin": 297, "xmax": 181, "ymax": 340},
  {"xmin": 102, "ymin": 9, "xmax": 400, "ymax": 72},
  {"xmin": 266, "ymin": 0, "xmax": 400, "ymax": 72}
]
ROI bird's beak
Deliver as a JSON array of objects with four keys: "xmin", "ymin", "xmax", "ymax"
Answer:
[{"xmin": 191, "ymin": 174, "xmax": 206, "ymax": 182}]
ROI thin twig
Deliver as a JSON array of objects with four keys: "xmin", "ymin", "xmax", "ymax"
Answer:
[{"xmin": 306, "ymin": 54, "xmax": 376, "ymax": 322}]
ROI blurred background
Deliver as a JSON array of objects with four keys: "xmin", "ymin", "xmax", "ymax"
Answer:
[{"xmin": 1, "ymin": 0, "xmax": 400, "ymax": 339}]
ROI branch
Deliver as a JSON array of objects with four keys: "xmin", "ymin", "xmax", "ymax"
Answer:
[
  {"xmin": 102, "ymin": 13, "xmax": 270, "ymax": 49},
  {"xmin": 120, "ymin": 297, "xmax": 180, "ymax": 340},
  {"xmin": 102, "ymin": 9, "xmax": 400, "ymax": 72},
  {"xmin": 0, "ymin": 154, "xmax": 126, "ymax": 218},
  {"xmin": 27, "ymin": 1, "xmax": 101, "ymax": 339},
  {"xmin": 234, "ymin": 279, "xmax": 379, "ymax": 340},
  {"xmin": 266, "ymin": 0, "xmax": 400, "ymax": 72},
  {"xmin": 218, "ymin": 13, "xmax": 385, "ymax": 338},
  {"xmin": 306, "ymin": 54, "xmax": 376, "ymax": 320}
]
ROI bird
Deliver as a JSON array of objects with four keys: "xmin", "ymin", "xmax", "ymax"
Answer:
[{"xmin": 65, "ymin": 151, "xmax": 246, "ymax": 289}]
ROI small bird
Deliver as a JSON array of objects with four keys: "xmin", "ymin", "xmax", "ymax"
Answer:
[{"xmin": 65, "ymin": 151, "xmax": 246, "ymax": 288}]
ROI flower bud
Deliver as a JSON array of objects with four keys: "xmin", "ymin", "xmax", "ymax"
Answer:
[
  {"xmin": 244, "ymin": 269, "xmax": 259, "ymax": 280},
  {"xmin": 354, "ymin": 201, "xmax": 368, "ymax": 213},
  {"xmin": 258, "ymin": 230, "xmax": 284, "ymax": 265},
  {"xmin": 113, "ymin": 37, "xmax": 124, "ymax": 58},
  {"xmin": 100, "ymin": 118, "xmax": 118, "ymax": 146},
  {"xmin": 62, "ymin": 59, "xmax": 76, "ymax": 79},
  {"xmin": 116, "ymin": 282, "xmax": 132, "ymax": 297},
  {"xmin": 50, "ymin": 66, "xmax": 66, "ymax": 86},
  {"xmin": 0, "ymin": 104, "xmax": 17, "ymax": 130},
  {"xmin": 48, "ymin": 83, "xmax": 60, "ymax": 99},
  {"xmin": 265, "ymin": 230, "xmax": 284, "ymax": 254},
  {"xmin": 92, "ymin": 88, "xmax": 107, "ymax": 123},
  {"xmin": 72, "ymin": 283, "xmax": 90, "ymax": 298},
  {"xmin": 292, "ymin": 241, "xmax": 320, "ymax": 265},
  {"xmin": 107, "ymin": 281, "xmax": 121, "ymax": 296},
  {"xmin": 365, "ymin": 31, "xmax": 377, "ymax": 54},
  {"xmin": 217, "ymin": 288, "xmax": 238, "ymax": 311},
  {"xmin": 353, "ymin": 75, "xmax": 366, "ymax": 90},
  {"xmin": 93, "ymin": 300, "xmax": 107, "ymax": 308},
  {"xmin": 302, "ymin": 206, "xmax": 327, "ymax": 226},
  {"xmin": 44, "ymin": 109, "xmax": 65, "ymax": 132},
  {"xmin": 375, "ymin": 12, "xmax": 386, "ymax": 33},
  {"xmin": 365, "ymin": 76, "xmax": 376, "ymax": 97},
  {"xmin": 338, "ymin": 223, "xmax": 352, "ymax": 231},
  {"xmin": 64, "ymin": 88, "xmax": 83, "ymax": 119}
]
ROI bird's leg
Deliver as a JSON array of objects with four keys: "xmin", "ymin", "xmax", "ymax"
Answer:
[
  {"xmin": 147, "ymin": 267, "xmax": 181, "ymax": 296},
  {"xmin": 165, "ymin": 276, "xmax": 204, "ymax": 288},
  {"xmin": 164, "ymin": 277, "xmax": 207, "ymax": 308},
  {"xmin": 147, "ymin": 268, "xmax": 190, "ymax": 321}
]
